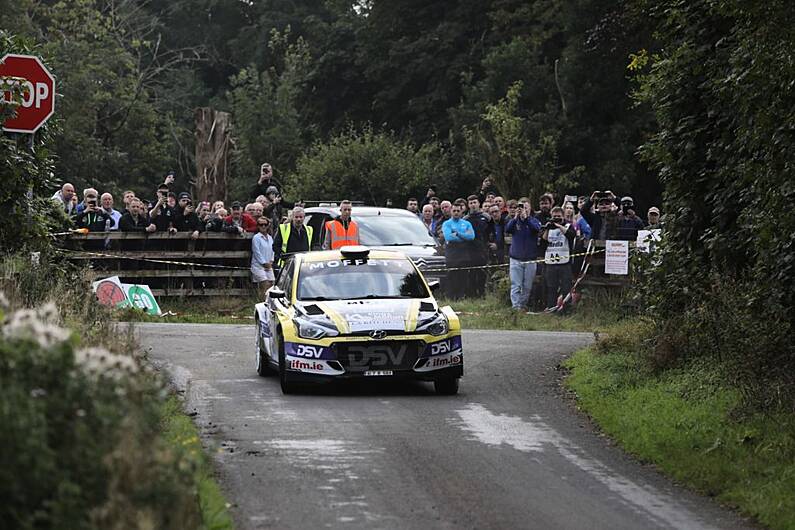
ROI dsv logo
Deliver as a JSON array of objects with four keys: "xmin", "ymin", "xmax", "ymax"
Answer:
[
  {"xmin": 294, "ymin": 344, "xmax": 323, "ymax": 358},
  {"xmin": 345, "ymin": 344, "xmax": 408, "ymax": 368},
  {"xmin": 430, "ymin": 340, "xmax": 453, "ymax": 356}
]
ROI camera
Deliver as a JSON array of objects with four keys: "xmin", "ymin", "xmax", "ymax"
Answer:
[{"xmin": 545, "ymin": 221, "xmax": 558, "ymax": 230}]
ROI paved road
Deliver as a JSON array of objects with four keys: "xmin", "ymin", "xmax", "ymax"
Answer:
[{"xmin": 138, "ymin": 323, "xmax": 751, "ymax": 530}]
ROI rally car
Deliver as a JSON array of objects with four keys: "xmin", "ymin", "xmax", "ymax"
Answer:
[{"xmin": 254, "ymin": 246, "xmax": 463, "ymax": 395}]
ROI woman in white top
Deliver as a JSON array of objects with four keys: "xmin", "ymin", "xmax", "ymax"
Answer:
[{"xmin": 251, "ymin": 216, "xmax": 275, "ymax": 298}]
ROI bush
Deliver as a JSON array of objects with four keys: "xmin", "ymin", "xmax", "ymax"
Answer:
[
  {"xmin": 0, "ymin": 256, "xmax": 209, "ymax": 529},
  {"xmin": 286, "ymin": 125, "xmax": 455, "ymax": 205}
]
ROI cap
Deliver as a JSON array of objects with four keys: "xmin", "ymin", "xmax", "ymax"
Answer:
[
  {"xmin": 167, "ymin": 170, "xmax": 175, "ymax": 176},
  {"xmin": 231, "ymin": 201, "xmax": 243, "ymax": 209},
  {"xmin": 620, "ymin": 196, "xmax": 634, "ymax": 204},
  {"xmin": 178, "ymin": 192, "xmax": 191, "ymax": 200},
  {"xmin": 648, "ymin": 207, "xmax": 660, "ymax": 215},
  {"xmin": 265, "ymin": 186, "xmax": 279, "ymax": 196}
]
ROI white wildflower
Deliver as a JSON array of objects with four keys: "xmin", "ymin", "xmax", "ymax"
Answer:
[
  {"xmin": 73, "ymin": 346, "xmax": 139, "ymax": 380},
  {"xmin": 2, "ymin": 303, "xmax": 71, "ymax": 348},
  {"xmin": 0, "ymin": 291, "xmax": 9, "ymax": 311}
]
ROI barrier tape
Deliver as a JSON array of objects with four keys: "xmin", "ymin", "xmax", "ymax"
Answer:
[
  {"xmin": 54, "ymin": 247, "xmax": 251, "ymax": 270},
  {"xmin": 55, "ymin": 246, "xmax": 615, "ymax": 274},
  {"xmin": 421, "ymin": 249, "xmax": 606, "ymax": 273}
]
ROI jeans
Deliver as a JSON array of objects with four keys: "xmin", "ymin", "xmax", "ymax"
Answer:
[{"xmin": 509, "ymin": 258, "xmax": 537, "ymax": 309}]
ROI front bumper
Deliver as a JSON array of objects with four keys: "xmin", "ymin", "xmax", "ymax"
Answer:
[{"xmin": 283, "ymin": 334, "xmax": 463, "ymax": 382}]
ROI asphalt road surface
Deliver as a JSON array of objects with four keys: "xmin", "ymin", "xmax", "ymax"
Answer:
[{"xmin": 138, "ymin": 323, "xmax": 752, "ymax": 530}]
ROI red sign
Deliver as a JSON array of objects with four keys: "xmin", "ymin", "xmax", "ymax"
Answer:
[{"xmin": 1, "ymin": 54, "xmax": 56, "ymax": 134}]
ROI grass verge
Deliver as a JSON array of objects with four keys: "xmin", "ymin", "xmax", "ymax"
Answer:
[
  {"xmin": 160, "ymin": 396, "xmax": 235, "ymax": 530},
  {"xmin": 119, "ymin": 288, "xmax": 627, "ymax": 333},
  {"xmin": 564, "ymin": 322, "xmax": 795, "ymax": 529}
]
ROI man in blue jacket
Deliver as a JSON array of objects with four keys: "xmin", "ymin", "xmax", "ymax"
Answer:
[
  {"xmin": 505, "ymin": 198, "xmax": 542, "ymax": 310},
  {"xmin": 442, "ymin": 200, "xmax": 476, "ymax": 300}
]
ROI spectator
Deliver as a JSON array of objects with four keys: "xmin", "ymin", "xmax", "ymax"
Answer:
[
  {"xmin": 121, "ymin": 190, "xmax": 136, "ymax": 214},
  {"xmin": 75, "ymin": 188, "xmax": 99, "ymax": 215},
  {"xmin": 251, "ymin": 216, "xmax": 276, "ymax": 297},
  {"xmin": 646, "ymin": 207, "xmax": 661, "ymax": 229},
  {"xmin": 564, "ymin": 201, "xmax": 591, "ymax": 240},
  {"xmin": 465, "ymin": 194, "xmax": 493, "ymax": 297},
  {"xmin": 477, "ymin": 177, "xmax": 500, "ymax": 203},
  {"xmin": 429, "ymin": 196, "xmax": 442, "ymax": 220},
  {"xmin": 119, "ymin": 199, "xmax": 156, "ymax": 232},
  {"xmin": 487, "ymin": 204, "xmax": 505, "ymax": 263},
  {"xmin": 435, "ymin": 200, "xmax": 452, "ymax": 242},
  {"xmin": 250, "ymin": 162, "xmax": 281, "ymax": 200},
  {"xmin": 505, "ymin": 198, "xmax": 541, "ymax": 310},
  {"xmin": 420, "ymin": 204, "xmax": 437, "ymax": 237},
  {"xmin": 535, "ymin": 192, "xmax": 554, "ymax": 224},
  {"xmin": 212, "ymin": 200, "xmax": 225, "ymax": 213},
  {"xmin": 246, "ymin": 202, "xmax": 264, "ymax": 221},
  {"xmin": 264, "ymin": 186, "xmax": 288, "ymax": 227},
  {"xmin": 581, "ymin": 190, "xmax": 619, "ymax": 240},
  {"xmin": 420, "ymin": 185, "xmax": 437, "ymax": 208},
  {"xmin": 406, "ymin": 197, "xmax": 420, "ymax": 216},
  {"xmin": 205, "ymin": 208, "xmax": 228, "ymax": 232},
  {"xmin": 173, "ymin": 193, "xmax": 202, "ymax": 239},
  {"xmin": 74, "ymin": 193, "xmax": 110, "ymax": 231},
  {"xmin": 99, "ymin": 193, "xmax": 122, "ymax": 230},
  {"xmin": 163, "ymin": 170, "xmax": 175, "ymax": 188},
  {"xmin": 273, "ymin": 206, "xmax": 312, "ymax": 268},
  {"xmin": 150, "ymin": 186, "xmax": 176, "ymax": 233},
  {"xmin": 441, "ymin": 201, "xmax": 476, "ymax": 300},
  {"xmin": 196, "ymin": 201, "xmax": 211, "ymax": 223},
  {"xmin": 506, "ymin": 199, "xmax": 518, "ymax": 217},
  {"xmin": 224, "ymin": 201, "xmax": 257, "ymax": 234},
  {"xmin": 323, "ymin": 200, "xmax": 360, "ymax": 250},
  {"xmin": 540, "ymin": 206, "xmax": 576, "ymax": 310},
  {"xmin": 51, "ymin": 183, "xmax": 76, "ymax": 215},
  {"xmin": 494, "ymin": 196, "xmax": 507, "ymax": 214},
  {"xmin": 616, "ymin": 196, "xmax": 645, "ymax": 241}
]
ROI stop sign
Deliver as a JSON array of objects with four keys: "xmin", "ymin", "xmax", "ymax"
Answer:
[{"xmin": 0, "ymin": 54, "xmax": 56, "ymax": 134}]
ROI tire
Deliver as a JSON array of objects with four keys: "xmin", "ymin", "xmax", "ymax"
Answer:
[
  {"xmin": 277, "ymin": 332, "xmax": 293, "ymax": 394},
  {"xmin": 255, "ymin": 319, "xmax": 275, "ymax": 377},
  {"xmin": 434, "ymin": 377, "xmax": 459, "ymax": 395}
]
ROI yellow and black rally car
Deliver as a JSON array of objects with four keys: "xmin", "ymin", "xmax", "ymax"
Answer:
[{"xmin": 254, "ymin": 246, "xmax": 462, "ymax": 394}]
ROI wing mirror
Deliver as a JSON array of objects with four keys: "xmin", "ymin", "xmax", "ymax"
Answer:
[
  {"xmin": 269, "ymin": 287, "xmax": 286, "ymax": 300},
  {"xmin": 427, "ymin": 279, "xmax": 441, "ymax": 292}
]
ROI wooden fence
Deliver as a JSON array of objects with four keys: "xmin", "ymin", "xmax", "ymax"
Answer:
[
  {"xmin": 59, "ymin": 233, "xmax": 633, "ymax": 297},
  {"xmin": 60, "ymin": 232, "xmax": 254, "ymax": 297}
]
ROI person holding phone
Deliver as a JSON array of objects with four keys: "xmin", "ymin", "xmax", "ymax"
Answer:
[
  {"xmin": 250, "ymin": 162, "xmax": 282, "ymax": 200},
  {"xmin": 173, "ymin": 192, "xmax": 202, "ymax": 239},
  {"xmin": 504, "ymin": 198, "xmax": 542, "ymax": 311},
  {"xmin": 75, "ymin": 191, "xmax": 111, "ymax": 232}
]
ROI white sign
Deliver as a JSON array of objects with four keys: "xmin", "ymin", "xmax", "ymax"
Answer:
[
  {"xmin": 564, "ymin": 194, "xmax": 579, "ymax": 205},
  {"xmin": 636, "ymin": 229, "xmax": 662, "ymax": 253},
  {"xmin": 604, "ymin": 240, "xmax": 629, "ymax": 275}
]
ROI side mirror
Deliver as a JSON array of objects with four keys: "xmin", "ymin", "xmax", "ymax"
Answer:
[
  {"xmin": 269, "ymin": 288, "xmax": 286, "ymax": 300},
  {"xmin": 427, "ymin": 279, "xmax": 441, "ymax": 292}
]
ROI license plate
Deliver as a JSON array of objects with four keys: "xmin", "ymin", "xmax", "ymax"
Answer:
[{"xmin": 364, "ymin": 370, "xmax": 393, "ymax": 377}]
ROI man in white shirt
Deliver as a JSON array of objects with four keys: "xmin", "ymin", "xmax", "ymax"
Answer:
[{"xmin": 100, "ymin": 193, "xmax": 122, "ymax": 230}]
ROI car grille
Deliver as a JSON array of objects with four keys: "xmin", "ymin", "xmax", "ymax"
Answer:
[{"xmin": 335, "ymin": 341, "xmax": 421, "ymax": 373}]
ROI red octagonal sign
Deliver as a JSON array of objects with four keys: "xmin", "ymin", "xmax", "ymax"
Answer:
[{"xmin": 1, "ymin": 54, "xmax": 56, "ymax": 134}]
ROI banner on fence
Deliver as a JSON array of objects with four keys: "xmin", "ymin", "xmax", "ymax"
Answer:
[
  {"xmin": 92, "ymin": 276, "xmax": 161, "ymax": 315},
  {"xmin": 604, "ymin": 240, "xmax": 629, "ymax": 275}
]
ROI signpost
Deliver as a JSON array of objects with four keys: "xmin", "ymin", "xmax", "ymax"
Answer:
[{"xmin": 1, "ymin": 54, "xmax": 56, "ymax": 134}]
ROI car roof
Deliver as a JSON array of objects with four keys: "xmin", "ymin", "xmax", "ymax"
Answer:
[
  {"xmin": 304, "ymin": 206, "xmax": 418, "ymax": 218},
  {"xmin": 298, "ymin": 249, "xmax": 410, "ymax": 263}
]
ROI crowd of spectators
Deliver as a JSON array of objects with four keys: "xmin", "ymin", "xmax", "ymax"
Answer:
[
  {"xmin": 50, "ymin": 166, "xmax": 660, "ymax": 306},
  {"xmin": 408, "ymin": 178, "xmax": 662, "ymax": 311}
]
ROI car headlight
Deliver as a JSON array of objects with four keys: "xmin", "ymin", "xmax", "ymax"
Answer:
[
  {"xmin": 294, "ymin": 318, "xmax": 338, "ymax": 340},
  {"xmin": 425, "ymin": 313, "xmax": 449, "ymax": 336}
]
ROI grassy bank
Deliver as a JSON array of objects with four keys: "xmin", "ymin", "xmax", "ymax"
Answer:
[
  {"xmin": 120, "ymin": 289, "xmax": 627, "ymax": 333},
  {"xmin": 564, "ymin": 322, "xmax": 795, "ymax": 529},
  {"xmin": 160, "ymin": 396, "xmax": 234, "ymax": 530}
]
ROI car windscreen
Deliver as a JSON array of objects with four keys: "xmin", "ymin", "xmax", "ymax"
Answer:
[
  {"xmin": 297, "ymin": 258, "xmax": 430, "ymax": 300},
  {"xmin": 354, "ymin": 214, "xmax": 436, "ymax": 246}
]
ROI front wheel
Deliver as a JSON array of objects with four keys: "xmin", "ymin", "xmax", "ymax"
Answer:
[
  {"xmin": 255, "ymin": 319, "xmax": 275, "ymax": 377},
  {"xmin": 434, "ymin": 377, "xmax": 459, "ymax": 395},
  {"xmin": 277, "ymin": 332, "xmax": 293, "ymax": 394}
]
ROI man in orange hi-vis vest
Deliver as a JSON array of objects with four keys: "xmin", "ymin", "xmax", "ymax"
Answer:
[{"xmin": 323, "ymin": 200, "xmax": 360, "ymax": 249}]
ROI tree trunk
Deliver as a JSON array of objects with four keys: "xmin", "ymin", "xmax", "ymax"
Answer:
[{"xmin": 194, "ymin": 107, "xmax": 231, "ymax": 203}]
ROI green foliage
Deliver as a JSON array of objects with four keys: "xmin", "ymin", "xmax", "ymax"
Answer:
[
  {"xmin": 228, "ymin": 28, "xmax": 311, "ymax": 199},
  {"xmin": 565, "ymin": 339, "xmax": 795, "ymax": 529},
  {"xmin": 0, "ymin": 31, "xmax": 59, "ymax": 252},
  {"xmin": 287, "ymin": 125, "xmax": 454, "ymax": 205},
  {"xmin": 634, "ymin": 0, "xmax": 795, "ymax": 408}
]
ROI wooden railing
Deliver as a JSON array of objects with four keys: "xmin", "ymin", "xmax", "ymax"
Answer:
[
  {"xmin": 59, "ymin": 233, "xmax": 634, "ymax": 297},
  {"xmin": 61, "ymin": 232, "xmax": 254, "ymax": 297}
]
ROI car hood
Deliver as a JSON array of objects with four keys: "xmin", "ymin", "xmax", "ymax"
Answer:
[
  {"xmin": 367, "ymin": 245, "xmax": 444, "ymax": 259},
  {"xmin": 296, "ymin": 298, "xmax": 437, "ymax": 333}
]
